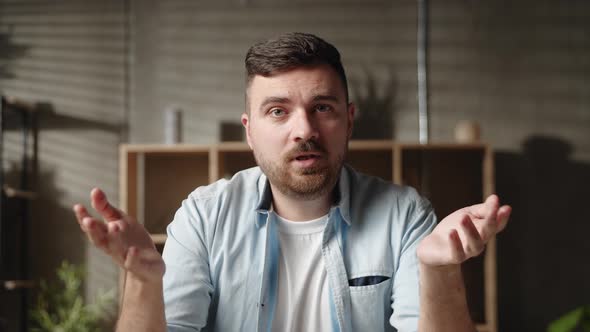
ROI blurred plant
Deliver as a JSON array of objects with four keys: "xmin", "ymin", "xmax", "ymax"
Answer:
[
  {"xmin": 30, "ymin": 261, "xmax": 116, "ymax": 332},
  {"xmin": 0, "ymin": 26, "xmax": 29, "ymax": 79},
  {"xmin": 349, "ymin": 67, "xmax": 397, "ymax": 140},
  {"xmin": 548, "ymin": 305, "xmax": 590, "ymax": 332}
]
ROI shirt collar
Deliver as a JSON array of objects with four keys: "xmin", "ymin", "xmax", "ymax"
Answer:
[{"xmin": 254, "ymin": 165, "xmax": 352, "ymax": 226}]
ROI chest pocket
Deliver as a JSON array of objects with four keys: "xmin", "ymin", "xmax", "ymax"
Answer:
[{"xmin": 348, "ymin": 273, "xmax": 395, "ymax": 332}]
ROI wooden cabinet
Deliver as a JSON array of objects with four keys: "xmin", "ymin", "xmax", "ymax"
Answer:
[{"xmin": 119, "ymin": 140, "xmax": 497, "ymax": 332}]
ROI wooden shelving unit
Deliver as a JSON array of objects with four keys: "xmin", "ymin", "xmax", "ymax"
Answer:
[{"xmin": 119, "ymin": 140, "xmax": 497, "ymax": 332}]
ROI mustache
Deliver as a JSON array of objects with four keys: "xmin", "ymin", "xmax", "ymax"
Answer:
[{"xmin": 285, "ymin": 140, "xmax": 327, "ymax": 159}]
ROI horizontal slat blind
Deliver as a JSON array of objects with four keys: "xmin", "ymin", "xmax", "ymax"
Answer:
[
  {"xmin": 131, "ymin": 0, "xmax": 419, "ymax": 143},
  {"xmin": 0, "ymin": 0, "xmax": 127, "ymax": 309}
]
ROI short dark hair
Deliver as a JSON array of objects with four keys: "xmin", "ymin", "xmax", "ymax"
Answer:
[{"xmin": 245, "ymin": 32, "xmax": 349, "ymax": 102}]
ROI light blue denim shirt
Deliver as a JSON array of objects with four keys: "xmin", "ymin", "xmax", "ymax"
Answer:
[{"xmin": 162, "ymin": 165, "xmax": 437, "ymax": 332}]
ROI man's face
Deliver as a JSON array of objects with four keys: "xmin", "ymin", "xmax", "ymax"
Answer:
[{"xmin": 242, "ymin": 64, "xmax": 355, "ymax": 200}]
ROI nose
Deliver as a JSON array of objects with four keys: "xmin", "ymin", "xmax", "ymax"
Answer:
[{"xmin": 292, "ymin": 109, "xmax": 319, "ymax": 142}]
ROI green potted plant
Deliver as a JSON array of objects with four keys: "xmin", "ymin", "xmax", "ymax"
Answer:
[{"xmin": 30, "ymin": 261, "xmax": 116, "ymax": 332}]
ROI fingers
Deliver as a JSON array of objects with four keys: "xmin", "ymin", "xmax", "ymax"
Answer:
[
  {"xmin": 473, "ymin": 194, "xmax": 499, "ymax": 219},
  {"xmin": 448, "ymin": 213, "xmax": 487, "ymax": 263},
  {"xmin": 449, "ymin": 230, "xmax": 466, "ymax": 263},
  {"xmin": 463, "ymin": 195, "xmax": 505, "ymax": 239},
  {"xmin": 459, "ymin": 214, "xmax": 485, "ymax": 257},
  {"xmin": 477, "ymin": 196, "xmax": 511, "ymax": 238},
  {"xmin": 73, "ymin": 189, "xmax": 139, "ymax": 270},
  {"xmin": 90, "ymin": 188, "xmax": 123, "ymax": 222},
  {"xmin": 73, "ymin": 203, "xmax": 128, "ymax": 262},
  {"xmin": 425, "ymin": 195, "xmax": 512, "ymax": 266},
  {"xmin": 106, "ymin": 219, "xmax": 127, "ymax": 235},
  {"xmin": 496, "ymin": 205, "xmax": 512, "ymax": 233},
  {"xmin": 478, "ymin": 196, "xmax": 499, "ymax": 241},
  {"xmin": 74, "ymin": 204, "xmax": 107, "ymax": 247},
  {"xmin": 73, "ymin": 204, "xmax": 90, "ymax": 225},
  {"xmin": 80, "ymin": 216, "xmax": 109, "ymax": 248}
]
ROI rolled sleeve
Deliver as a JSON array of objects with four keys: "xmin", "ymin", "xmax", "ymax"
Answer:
[
  {"xmin": 162, "ymin": 196, "xmax": 214, "ymax": 332},
  {"xmin": 390, "ymin": 198, "xmax": 437, "ymax": 332}
]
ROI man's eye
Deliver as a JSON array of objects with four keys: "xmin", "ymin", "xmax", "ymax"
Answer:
[
  {"xmin": 270, "ymin": 108, "xmax": 285, "ymax": 117},
  {"xmin": 315, "ymin": 104, "xmax": 332, "ymax": 113}
]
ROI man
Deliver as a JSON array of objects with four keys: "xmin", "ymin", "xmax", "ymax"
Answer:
[{"xmin": 73, "ymin": 32, "xmax": 511, "ymax": 331}]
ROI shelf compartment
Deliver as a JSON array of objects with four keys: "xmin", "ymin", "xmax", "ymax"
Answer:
[
  {"xmin": 347, "ymin": 141, "xmax": 394, "ymax": 182},
  {"xmin": 400, "ymin": 145, "xmax": 487, "ymax": 324},
  {"xmin": 216, "ymin": 143, "xmax": 256, "ymax": 180},
  {"xmin": 141, "ymin": 151, "xmax": 210, "ymax": 234}
]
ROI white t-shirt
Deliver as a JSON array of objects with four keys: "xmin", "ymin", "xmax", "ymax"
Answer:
[{"xmin": 271, "ymin": 212, "xmax": 332, "ymax": 332}]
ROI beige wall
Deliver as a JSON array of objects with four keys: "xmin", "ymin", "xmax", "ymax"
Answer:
[
  {"xmin": 428, "ymin": 1, "xmax": 590, "ymax": 161},
  {"xmin": 130, "ymin": 0, "xmax": 590, "ymax": 162},
  {"xmin": 130, "ymin": 0, "xmax": 421, "ymax": 144}
]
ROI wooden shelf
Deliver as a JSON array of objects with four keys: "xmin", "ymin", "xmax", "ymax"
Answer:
[
  {"xmin": 3, "ymin": 185, "xmax": 37, "ymax": 200},
  {"xmin": 120, "ymin": 140, "xmax": 498, "ymax": 331},
  {"xmin": 2, "ymin": 280, "xmax": 35, "ymax": 290},
  {"xmin": 3, "ymin": 96, "xmax": 37, "ymax": 113},
  {"xmin": 150, "ymin": 234, "xmax": 167, "ymax": 245},
  {"xmin": 476, "ymin": 323, "xmax": 491, "ymax": 332}
]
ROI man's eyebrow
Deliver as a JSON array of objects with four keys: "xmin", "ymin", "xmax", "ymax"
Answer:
[
  {"xmin": 260, "ymin": 96, "xmax": 290, "ymax": 109},
  {"xmin": 312, "ymin": 94, "xmax": 340, "ymax": 103},
  {"xmin": 258, "ymin": 94, "xmax": 341, "ymax": 110}
]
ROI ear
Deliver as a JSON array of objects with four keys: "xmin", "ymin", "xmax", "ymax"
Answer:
[
  {"xmin": 241, "ymin": 112, "xmax": 254, "ymax": 150},
  {"xmin": 346, "ymin": 102, "xmax": 356, "ymax": 139}
]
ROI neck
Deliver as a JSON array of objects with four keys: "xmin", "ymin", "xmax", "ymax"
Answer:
[{"xmin": 270, "ymin": 185, "xmax": 333, "ymax": 221}]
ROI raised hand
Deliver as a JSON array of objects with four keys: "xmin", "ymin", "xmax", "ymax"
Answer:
[
  {"xmin": 73, "ymin": 188, "xmax": 165, "ymax": 283},
  {"xmin": 417, "ymin": 195, "xmax": 511, "ymax": 266}
]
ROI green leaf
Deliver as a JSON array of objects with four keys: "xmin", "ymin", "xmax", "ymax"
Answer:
[{"xmin": 548, "ymin": 307, "xmax": 585, "ymax": 332}]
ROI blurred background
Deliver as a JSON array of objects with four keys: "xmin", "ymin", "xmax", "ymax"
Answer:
[{"xmin": 0, "ymin": 0, "xmax": 589, "ymax": 331}]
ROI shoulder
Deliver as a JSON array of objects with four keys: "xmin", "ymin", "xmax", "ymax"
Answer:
[
  {"xmin": 345, "ymin": 166, "xmax": 431, "ymax": 214},
  {"xmin": 167, "ymin": 166, "xmax": 264, "ymax": 247},
  {"xmin": 174, "ymin": 166, "xmax": 264, "ymax": 230},
  {"xmin": 187, "ymin": 166, "xmax": 264, "ymax": 203}
]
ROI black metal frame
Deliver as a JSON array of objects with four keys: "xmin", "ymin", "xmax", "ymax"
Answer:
[{"xmin": 0, "ymin": 96, "xmax": 38, "ymax": 332}]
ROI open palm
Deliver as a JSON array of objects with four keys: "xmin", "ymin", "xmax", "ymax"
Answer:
[
  {"xmin": 73, "ymin": 188, "xmax": 165, "ymax": 283},
  {"xmin": 417, "ymin": 195, "xmax": 511, "ymax": 266}
]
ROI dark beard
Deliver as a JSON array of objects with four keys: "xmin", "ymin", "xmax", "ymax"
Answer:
[{"xmin": 254, "ymin": 139, "xmax": 345, "ymax": 200}]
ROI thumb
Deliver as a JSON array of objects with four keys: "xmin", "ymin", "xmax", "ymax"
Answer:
[
  {"xmin": 472, "ymin": 194, "xmax": 499, "ymax": 219},
  {"xmin": 496, "ymin": 205, "xmax": 512, "ymax": 233}
]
